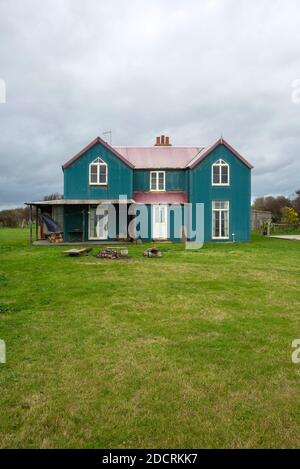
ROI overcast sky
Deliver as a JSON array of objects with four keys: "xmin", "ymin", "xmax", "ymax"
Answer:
[{"xmin": 1, "ymin": 0, "xmax": 300, "ymax": 208}]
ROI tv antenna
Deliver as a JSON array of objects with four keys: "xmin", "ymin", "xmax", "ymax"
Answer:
[{"xmin": 103, "ymin": 130, "xmax": 112, "ymax": 145}]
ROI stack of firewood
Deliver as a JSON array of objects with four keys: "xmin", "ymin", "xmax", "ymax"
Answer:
[
  {"xmin": 96, "ymin": 248, "xmax": 121, "ymax": 259},
  {"xmin": 143, "ymin": 247, "xmax": 162, "ymax": 258},
  {"xmin": 48, "ymin": 232, "xmax": 64, "ymax": 243}
]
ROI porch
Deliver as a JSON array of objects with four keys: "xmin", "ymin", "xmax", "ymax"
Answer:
[{"xmin": 25, "ymin": 198, "xmax": 135, "ymax": 244}]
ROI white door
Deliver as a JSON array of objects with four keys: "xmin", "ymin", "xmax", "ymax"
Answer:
[
  {"xmin": 152, "ymin": 205, "xmax": 168, "ymax": 239},
  {"xmin": 89, "ymin": 206, "xmax": 108, "ymax": 240}
]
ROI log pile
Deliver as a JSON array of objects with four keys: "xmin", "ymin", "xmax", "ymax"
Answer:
[
  {"xmin": 48, "ymin": 232, "xmax": 64, "ymax": 243},
  {"xmin": 96, "ymin": 248, "xmax": 121, "ymax": 259},
  {"xmin": 143, "ymin": 247, "xmax": 162, "ymax": 258}
]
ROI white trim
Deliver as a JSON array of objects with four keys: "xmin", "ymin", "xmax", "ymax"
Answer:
[
  {"xmin": 212, "ymin": 200, "xmax": 230, "ymax": 239},
  {"xmin": 212, "ymin": 159, "xmax": 230, "ymax": 186},
  {"xmin": 89, "ymin": 157, "xmax": 108, "ymax": 186},
  {"xmin": 150, "ymin": 171, "xmax": 165, "ymax": 191}
]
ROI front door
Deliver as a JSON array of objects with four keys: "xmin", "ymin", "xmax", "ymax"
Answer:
[
  {"xmin": 152, "ymin": 205, "xmax": 168, "ymax": 239},
  {"xmin": 89, "ymin": 206, "xmax": 108, "ymax": 240}
]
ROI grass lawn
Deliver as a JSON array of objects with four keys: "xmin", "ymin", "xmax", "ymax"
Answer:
[{"xmin": 0, "ymin": 228, "xmax": 300, "ymax": 448}]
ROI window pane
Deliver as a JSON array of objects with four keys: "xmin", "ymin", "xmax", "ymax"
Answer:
[
  {"xmin": 151, "ymin": 173, "xmax": 157, "ymax": 190},
  {"xmin": 213, "ymin": 201, "xmax": 221, "ymax": 210},
  {"xmin": 99, "ymin": 164, "xmax": 107, "ymax": 183},
  {"xmin": 160, "ymin": 206, "xmax": 166, "ymax": 223},
  {"xmin": 90, "ymin": 165, "xmax": 98, "ymax": 183},
  {"xmin": 213, "ymin": 165, "xmax": 220, "ymax": 184},
  {"xmin": 89, "ymin": 207, "xmax": 97, "ymax": 238},
  {"xmin": 214, "ymin": 201, "xmax": 228, "ymax": 210},
  {"xmin": 221, "ymin": 210, "xmax": 229, "ymax": 237},
  {"xmin": 213, "ymin": 211, "xmax": 219, "ymax": 237},
  {"xmin": 221, "ymin": 165, "xmax": 228, "ymax": 184},
  {"xmin": 158, "ymin": 172, "xmax": 165, "ymax": 190}
]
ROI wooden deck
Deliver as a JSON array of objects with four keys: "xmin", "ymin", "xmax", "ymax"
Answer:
[{"xmin": 33, "ymin": 240, "xmax": 132, "ymax": 246}]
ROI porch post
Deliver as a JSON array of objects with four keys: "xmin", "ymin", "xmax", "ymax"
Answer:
[
  {"xmin": 35, "ymin": 206, "xmax": 39, "ymax": 241},
  {"xmin": 29, "ymin": 205, "xmax": 33, "ymax": 244},
  {"xmin": 82, "ymin": 209, "xmax": 85, "ymax": 242}
]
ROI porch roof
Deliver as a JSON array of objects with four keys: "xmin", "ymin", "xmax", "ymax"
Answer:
[
  {"xmin": 25, "ymin": 199, "xmax": 135, "ymax": 206},
  {"xmin": 133, "ymin": 191, "xmax": 187, "ymax": 204}
]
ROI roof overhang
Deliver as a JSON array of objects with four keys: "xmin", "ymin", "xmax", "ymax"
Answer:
[{"xmin": 25, "ymin": 199, "xmax": 135, "ymax": 206}]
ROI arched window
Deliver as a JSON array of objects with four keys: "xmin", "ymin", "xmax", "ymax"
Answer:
[
  {"xmin": 89, "ymin": 157, "xmax": 108, "ymax": 185},
  {"xmin": 212, "ymin": 159, "xmax": 229, "ymax": 186}
]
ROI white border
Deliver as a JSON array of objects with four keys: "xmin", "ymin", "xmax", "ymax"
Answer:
[
  {"xmin": 150, "ymin": 171, "xmax": 165, "ymax": 191},
  {"xmin": 211, "ymin": 159, "xmax": 230, "ymax": 186},
  {"xmin": 212, "ymin": 200, "xmax": 230, "ymax": 240}
]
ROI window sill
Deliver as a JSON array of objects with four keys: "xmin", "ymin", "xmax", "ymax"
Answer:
[
  {"xmin": 212, "ymin": 183, "xmax": 230, "ymax": 187},
  {"xmin": 89, "ymin": 183, "xmax": 108, "ymax": 186}
]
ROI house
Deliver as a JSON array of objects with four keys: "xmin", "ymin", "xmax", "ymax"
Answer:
[{"xmin": 26, "ymin": 135, "xmax": 253, "ymax": 243}]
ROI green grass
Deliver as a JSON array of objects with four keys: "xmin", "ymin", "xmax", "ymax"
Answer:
[{"xmin": 1, "ymin": 228, "xmax": 300, "ymax": 448}]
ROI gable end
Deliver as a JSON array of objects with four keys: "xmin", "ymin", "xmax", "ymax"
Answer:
[
  {"xmin": 62, "ymin": 136, "xmax": 134, "ymax": 170},
  {"xmin": 188, "ymin": 138, "xmax": 253, "ymax": 170}
]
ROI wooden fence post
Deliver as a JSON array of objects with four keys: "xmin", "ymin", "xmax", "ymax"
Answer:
[
  {"xmin": 35, "ymin": 206, "xmax": 39, "ymax": 241},
  {"xmin": 29, "ymin": 205, "xmax": 33, "ymax": 244}
]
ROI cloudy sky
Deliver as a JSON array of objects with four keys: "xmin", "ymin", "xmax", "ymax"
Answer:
[{"xmin": 1, "ymin": 0, "xmax": 300, "ymax": 208}]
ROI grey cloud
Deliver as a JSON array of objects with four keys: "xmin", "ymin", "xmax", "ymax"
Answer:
[{"xmin": 1, "ymin": 0, "xmax": 300, "ymax": 208}]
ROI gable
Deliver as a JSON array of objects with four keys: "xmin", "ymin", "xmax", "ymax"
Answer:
[
  {"xmin": 62, "ymin": 136, "xmax": 134, "ymax": 170},
  {"xmin": 63, "ymin": 138, "xmax": 133, "ymax": 200},
  {"xmin": 188, "ymin": 138, "xmax": 253, "ymax": 170}
]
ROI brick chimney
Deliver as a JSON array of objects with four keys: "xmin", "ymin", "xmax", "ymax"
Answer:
[{"xmin": 154, "ymin": 135, "xmax": 172, "ymax": 146}]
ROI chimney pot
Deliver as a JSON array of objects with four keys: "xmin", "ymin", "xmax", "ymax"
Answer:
[
  {"xmin": 155, "ymin": 136, "xmax": 160, "ymax": 146},
  {"xmin": 165, "ymin": 136, "xmax": 170, "ymax": 145}
]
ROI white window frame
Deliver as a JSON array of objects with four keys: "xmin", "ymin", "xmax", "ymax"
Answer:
[
  {"xmin": 212, "ymin": 159, "xmax": 230, "ymax": 186},
  {"xmin": 89, "ymin": 157, "xmax": 108, "ymax": 186},
  {"xmin": 212, "ymin": 200, "xmax": 229, "ymax": 240},
  {"xmin": 150, "ymin": 171, "xmax": 165, "ymax": 191},
  {"xmin": 88, "ymin": 205, "xmax": 109, "ymax": 240}
]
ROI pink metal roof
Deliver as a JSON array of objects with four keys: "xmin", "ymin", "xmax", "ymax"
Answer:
[
  {"xmin": 133, "ymin": 191, "xmax": 187, "ymax": 204},
  {"xmin": 62, "ymin": 137, "xmax": 253, "ymax": 171},
  {"xmin": 114, "ymin": 146, "xmax": 205, "ymax": 169}
]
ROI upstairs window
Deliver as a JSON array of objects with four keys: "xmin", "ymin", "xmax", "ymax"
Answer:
[
  {"xmin": 150, "ymin": 171, "xmax": 165, "ymax": 191},
  {"xmin": 212, "ymin": 159, "xmax": 229, "ymax": 186},
  {"xmin": 89, "ymin": 157, "xmax": 107, "ymax": 185}
]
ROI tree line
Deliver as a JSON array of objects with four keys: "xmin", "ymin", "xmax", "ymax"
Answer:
[
  {"xmin": 0, "ymin": 193, "xmax": 63, "ymax": 228},
  {"xmin": 252, "ymin": 190, "xmax": 300, "ymax": 225}
]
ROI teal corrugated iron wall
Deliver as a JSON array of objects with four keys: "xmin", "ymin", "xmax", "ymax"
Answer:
[
  {"xmin": 62, "ymin": 141, "xmax": 251, "ymax": 243},
  {"xmin": 189, "ymin": 145, "xmax": 251, "ymax": 242},
  {"xmin": 133, "ymin": 169, "xmax": 187, "ymax": 192},
  {"xmin": 64, "ymin": 141, "xmax": 133, "ymax": 199}
]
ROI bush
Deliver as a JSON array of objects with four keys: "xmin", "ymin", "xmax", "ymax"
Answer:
[{"xmin": 281, "ymin": 206, "xmax": 299, "ymax": 227}]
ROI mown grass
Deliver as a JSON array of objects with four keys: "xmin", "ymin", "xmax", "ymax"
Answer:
[{"xmin": 0, "ymin": 228, "xmax": 300, "ymax": 448}]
